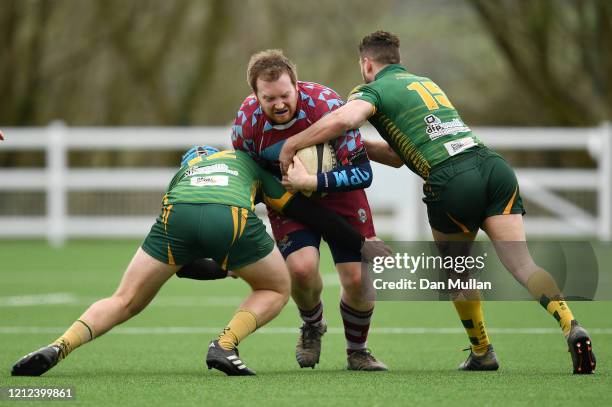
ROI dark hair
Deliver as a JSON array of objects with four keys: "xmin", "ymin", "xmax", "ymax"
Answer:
[
  {"xmin": 247, "ymin": 49, "xmax": 297, "ymax": 92},
  {"xmin": 358, "ymin": 31, "xmax": 400, "ymax": 64}
]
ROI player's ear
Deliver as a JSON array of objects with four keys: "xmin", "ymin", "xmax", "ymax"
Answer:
[{"xmin": 364, "ymin": 57, "xmax": 373, "ymax": 75}]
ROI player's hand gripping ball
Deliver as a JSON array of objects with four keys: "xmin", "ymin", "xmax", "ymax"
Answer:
[{"xmin": 283, "ymin": 143, "xmax": 336, "ymax": 197}]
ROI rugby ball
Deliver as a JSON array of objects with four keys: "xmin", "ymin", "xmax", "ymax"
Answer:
[
  {"xmin": 294, "ymin": 143, "xmax": 336, "ymax": 197},
  {"xmin": 295, "ymin": 142, "xmax": 336, "ymax": 175}
]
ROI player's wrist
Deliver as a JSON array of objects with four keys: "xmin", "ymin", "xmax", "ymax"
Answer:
[
  {"xmin": 303, "ymin": 174, "xmax": 317, "ymax": 191},
  {"xmin": 284, "ymin": 137, "xmax": 299, "ymax": 153}
]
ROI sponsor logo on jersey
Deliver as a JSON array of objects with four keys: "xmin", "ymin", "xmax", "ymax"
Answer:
[
  {"xmin": 184, "ymin": 164, "xmax": 238, "ymax": 177},
  {"xmin": 358, "ymin": 208, "xmax": 368, "ymax": 223},
  {"xmin": 424, "ymin": 114, "xmax": 471, "ymax": 140},
  {"xmin": 443, "ymin": 137, "xmax": 476, "ymax": 156},
  {"xmin": 190, "ymin": 175, "xmax": 229, "ymax": 187}
]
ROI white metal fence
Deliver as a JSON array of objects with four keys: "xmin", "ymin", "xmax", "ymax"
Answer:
[{"xmin": 0, "ymin": 122, "xmax": 610, "ymax": 245}]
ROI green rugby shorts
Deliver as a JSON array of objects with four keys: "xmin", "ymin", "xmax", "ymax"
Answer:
[
  {"xmin": 142, "ymin": 203, "xmax": 274, "ymax": 270},
  {"xmin": 422, "ymin": 147, "xmax": 525, "ymax": 234}
]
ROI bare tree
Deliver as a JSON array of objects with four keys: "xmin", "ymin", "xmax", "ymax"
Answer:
[
  {"xmin": 0, "ymin": 0, "xmax": 396, "ymax": 133},
  {"xmin": 468, "ymin": 0, "xmax": 612, "ymax": 125}
]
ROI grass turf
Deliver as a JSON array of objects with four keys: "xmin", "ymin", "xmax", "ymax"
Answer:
[{"xmin": 0, "ymin": 239, "xmax": 610, "ymax": 406}]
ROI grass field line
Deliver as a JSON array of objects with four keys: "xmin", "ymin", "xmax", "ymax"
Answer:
[
  {"xmin": 0, "ymin": 293, "xmax": 78, "ymax": 306},
  {"xmin": 1, "ymin": 326, "xmax": 612, "ymax": 335},
  {"xmin": 0, "ymin": 293, "xmax": 250, "ymax": 307}
]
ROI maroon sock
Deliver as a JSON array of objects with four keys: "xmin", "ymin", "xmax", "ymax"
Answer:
[
  {"xmin": 340, "ymin": 300, "xmax": 373, "ymax": 354},
  {"xmin": 299, "ymin": 301, "xmax": 324, "ymax": 326}
]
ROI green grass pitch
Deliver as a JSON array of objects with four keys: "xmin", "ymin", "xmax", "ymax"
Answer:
[{"xmin": 1, "ymin": 240, "xmax": 610, "ymax": 406}]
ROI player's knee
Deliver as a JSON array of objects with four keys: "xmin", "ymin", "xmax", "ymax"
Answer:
[
  {"xmin": 257, "ymin": 260, "xmax": 291, "ymax": 303},
  {"xmin": 278, "ymin": 287, "xmax": 290, "ymax": 307},
  {"xmin": 287, "ymin": 257, "xmax": 318, "ymax": 286},
  {"xmin": 275, "ymin": 272, "xmax": 291, "ymax": 303}
]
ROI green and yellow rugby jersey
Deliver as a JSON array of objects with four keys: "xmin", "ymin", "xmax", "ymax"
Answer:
[
  {"xmin": 348, "ymin": 64, "xmax": 484, "ymax": 179},
  {"xmin": 164, "ymin": 149, "xmax": 293, "ymax": 212}
]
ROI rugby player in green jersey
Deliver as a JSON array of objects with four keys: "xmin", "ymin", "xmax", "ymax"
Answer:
[
  {"xmin": 279, "ymin": 31, "xmax": 595, "ymax": 374},
  {"xmin": 11, "ymin": 146, "xmax": 388, "ymax": 377}
]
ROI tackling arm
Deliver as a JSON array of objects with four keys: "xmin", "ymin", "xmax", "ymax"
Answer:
[
  {"xmin": 281, "ymin": 195, "xmax": 391, "ymax": 262},
  {"xmin": 176, "ymin": 194, "xmax": 390, "ymax": 281},
  {"xmin": 283, "ymin": 150, "xmax": 373, "ymax": 193},
  {"xmin": 281, "ymin": 194, "xmax": 365, "ymax": 252},
  {"xmin": 279, "ymin": 100, "xmax": 375, "ymax": 173},
  {"xmin": 364, "ymin": 139, "xmax": 404, "ymax": 168}
]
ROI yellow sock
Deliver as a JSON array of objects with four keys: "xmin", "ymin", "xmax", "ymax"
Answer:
[
  {"xmin": 526, "ymin": 269, "xmax": 574, "ymax": 336},
  {"xmin": 453, "ymin": 297, "xmax": 490, "ymax": 355},
  {"xmin": 218, "ymin": 309, "xmax": 258, "ymax": 351},
  {"xmin": 51, "ymin": 320, "xmax": 94, "ymax": 360}
]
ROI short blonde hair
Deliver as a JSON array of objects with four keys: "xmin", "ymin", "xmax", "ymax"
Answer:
[{"xmin": 247, "ymin": 49, "xmax": 297, "ymax": 92}]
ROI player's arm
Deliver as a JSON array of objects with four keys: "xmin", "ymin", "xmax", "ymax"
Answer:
[
  {"xmin": 177, "ymin": 191, "xmax": 389, "ymax": 282},
  {"xmin": 178, "ymin": 172, "xmax": 389, "ymax": 281},
  {"xmin": 283, "ymin": 149, "xmax": 373, "ymax": 193},
  {"xmin": 364, "ymin": 139, "xmax": 404, "ymax": 168},
  {"xmin": 261, "ymin": 168, "xmax": 384, "ymax": 256},
  {"xmin": 279, "ymin": 99, "xmax": 375, "ymax": 173}
]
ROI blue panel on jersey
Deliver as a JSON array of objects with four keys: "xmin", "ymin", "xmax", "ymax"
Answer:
[
  {"xmin": 300, "ymin": 92, "xmax": 315, "ymax": 108},
  {"xmin": 263, "ymin": 121, "xmax": 273, "ymax": 132},
  {"xmin": 232, "ymin": 125, "xmax": 243, "ymax": 140},
  {"xmin": 260, "ymin": 140, "xmax": 285, "ymax": 162},
  {"xmin": 326, "ymin": 98, "xmax": 342, "ymax": 110},
  {"xmin": 238, "ymin": 111, "xmax": 247, "ymax": 125}
]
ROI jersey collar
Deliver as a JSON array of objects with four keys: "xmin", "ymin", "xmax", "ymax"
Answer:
[{"xmin": 374, "ymin": 64, "xmax": 407, "ymax": 81}]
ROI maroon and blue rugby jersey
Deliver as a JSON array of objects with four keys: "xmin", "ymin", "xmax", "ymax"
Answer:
[{"xmin": 231, "ymin": 81, "xmax": 375, "ymax": 240}]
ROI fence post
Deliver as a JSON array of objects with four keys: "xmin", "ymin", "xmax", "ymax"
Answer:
[
  {"xmin": 599, "ymin": 121, "xmax": 612, "ymax": 241},
  {"xmin": 47, "ymin": 121, "xmax": 67, "ymax": 247}
]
